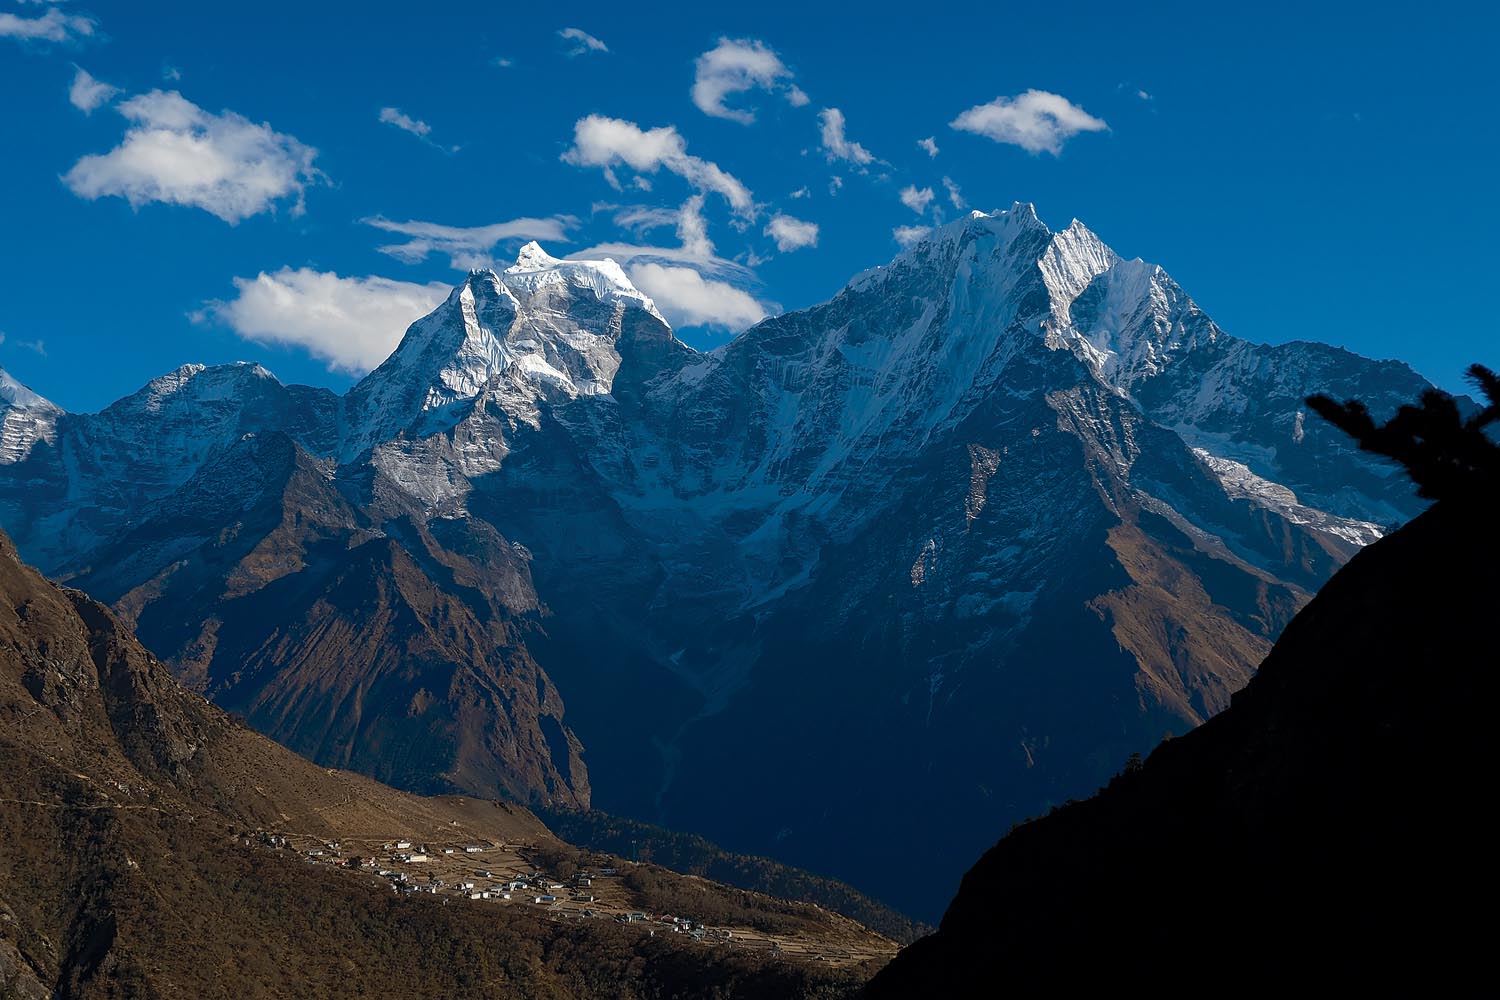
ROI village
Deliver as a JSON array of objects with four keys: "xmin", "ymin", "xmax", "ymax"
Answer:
[{"xmin": 243, "ymin": 824, "xmax": 892, "ymax": 969}]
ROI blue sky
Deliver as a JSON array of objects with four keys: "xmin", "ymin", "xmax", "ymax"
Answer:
[{"xmin": 1, "ymin": 0, "xmax": 1495, "ymax": 412}]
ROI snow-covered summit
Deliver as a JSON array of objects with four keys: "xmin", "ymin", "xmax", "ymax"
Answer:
[
  {"xmin": 502, "ymin": 243, "xmax": 664, "ymax": 323},
  {"xmin": 847, "ymin": 203, "xmax": 1050, "ymax": 293},
  {"xmin": 98, "ymin": 362, "xmax": 280, "ymax": 418},
  {"xmin": 1062, "ymin": 258, "xmax": 1219, "ymax": 390},
  {"xmin": 1038, "ymin": 219, "xmax": 1121, "ymax": 322},
  {"xmin": 1, "ymin": 367, "xmax": 60, "ymax": 413},
  {"xmin": 0, "ymin": 367, "xmax": 62, "ymax": 465},
  {"xmin": 341, "ymin": 244, "xmax": 673, "ymax": 461}
]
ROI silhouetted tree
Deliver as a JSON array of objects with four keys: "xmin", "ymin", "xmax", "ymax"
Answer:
[{"xmin": 1306, "ymin": 363, "xmax": 1500, "ymax": 500}]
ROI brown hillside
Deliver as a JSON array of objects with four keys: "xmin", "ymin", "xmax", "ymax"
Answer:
[{"xmin": 0, "ymin": 529, "xmax": 891, "ymax": 998}]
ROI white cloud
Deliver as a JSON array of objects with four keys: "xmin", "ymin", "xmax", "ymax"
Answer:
[
  {"xmin": 917, "ymin": 136, "xmax": 939, "ymax": 158},
  {"xmin": 562, "ymin": 115, "xmax": 754, "ymax": 217},
  {"xmin": 574, "ymin": 240, "xmax": 749, "ymax": 279},
  {"xmin": 609, "ymin": 204, "xmax": 681, "ymax": 235},
  {"xmin": 818, "ymin": 108, "xmax": 874, "ymax": 165},
  {"xmin": 68, "ymin": 66, "xmax": 118, "ymax": 113},
  {"xmin": 378, "ymin": 107, "xmax": 458, "ymax": 152},
  {"xmin": 378, "ymin": 106, "xmax": 430, "ymax": 137},
  {"xmin": 0, "ymin": 7, "xmax": 95, "ymax": 43},
  {"xmin": 627, "ymin": 262, "xmax": 766, "ymax": 332},
  {"xmin": 672, "ymin": 194, "xmax": 714, "ymax": 260},
  {"xmin": 571, "ymin": 196, "xmax": 748, "ymax": 280},
  {"xmin": 942, "ymin": 175, "xmax": 966, "ymax": 210},
  {"xmin": 899, "ymin": 185, "xmax": 934, "ymax": 214},
  {"xmin": 198, "ymin": 268, "xmax": 449, "ymax": 374},
  {"xmin": 558, "ymin": 27, "xmax": 608, "ymax": 56},
  {"xmin": 828, "ymin": 175, "xmax": 843, "ymax": 195},
  {"xmin": 787, "ymin": 86, "xmax": 809, "ymax": 107},
  {"xmin": 364, "ymin": 215, "xmax": 578, "ymax": 269},
  {"xmin": 63, "ymin": 90, "xmax": 322, "ymax": 224},
  {"xmin": 492, "ymin": 56, "xmax": 515, "ymax": 68},
  {"xmin": 0, "ymin": 328, "xmax": 46, "ymax": 356},
  {"xmin": 764, "ymin": 213, "xmax": 818, "ymax": 252},
  {"xmin": 950, "ymin": 89, "xmax": 1108, "ymax": 155},
  {"xmin": 571, "ymin": 196, "xmax": 764, "ymax": 337},
  {"xmin": 789, "ymin": 186, "xmax": 809, "ymax": 199},
  {"xmin": 162, "ymin": 65, "xmax": 182, "ymax": 82},
  {"xmin": 892, "ymin": 225, "xmax": 931, "ymax": 248},
  {"xmin": 691, "ymin": 37, "xmax": 803, "ymax": 124}
]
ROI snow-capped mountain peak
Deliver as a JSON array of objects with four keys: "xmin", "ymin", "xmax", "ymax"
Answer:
[
  {"xmin": 0, "ymin": 366, "xmax": 60, "ymax": 413},
  {"xmin": 846, "ymin": 203, "xmax": 1051, "ymax": 295},
  {"xmin": 341, "ymin": 245, "xmax": 673, "ymax": 460},
  {"xmin": 101, "ymin": 362, "xmax": 281, "ymax": 418},
  {"xmin": 502, "ymin": 244, "xmax": 664, "ymax": 323},
  {"xmin": 511, "ymin": 240, "xmax": 558, "ymax": 270},
  {"xmin": 1061, "ymin": 256, "xmax": 1221, "ymax": 391},
  {"xmin": 1038, "ymin": 218, "xmax": 1121, "ymax": 323},
  {"xmin": 0, "ymin": 366, "xmax": 62, "ymax": 464}
]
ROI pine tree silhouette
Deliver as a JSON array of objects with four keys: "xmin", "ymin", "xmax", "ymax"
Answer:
[{"xmin": 1306, "ymin": 363, "xmax": 1500, "ymax": 500}]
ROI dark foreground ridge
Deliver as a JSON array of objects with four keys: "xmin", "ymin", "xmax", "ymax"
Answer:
[{"xmin": 865, "ymin": 491, "xmax": 1495, "ymax": 993}]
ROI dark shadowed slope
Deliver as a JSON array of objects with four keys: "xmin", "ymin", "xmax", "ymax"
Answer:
[{"xmin": 864, "ymin": 494, "xmax": 1495, "ymax": 994}]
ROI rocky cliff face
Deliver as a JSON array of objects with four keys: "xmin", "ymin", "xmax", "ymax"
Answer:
[{"xmin": 0, "ymin": 206, "xmax": 1439, "ymax": 917}]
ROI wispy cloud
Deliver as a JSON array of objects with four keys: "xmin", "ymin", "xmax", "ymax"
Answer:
[
  {"xmin": 378, "ymin": 106, "xmax": 431, "ymax": 138},
  {"xmin": 378, "ymin": 106, "xmax": 459, "ymax": 152},
  {"xmin": 562, "ymin": 115, "xmax": 754, "ymax": 217},
  {"xmin": 197, "ymin": 268, "xmax": 450, "ymax": 375},
  {"xmin": 917, "ymin": 136, "xmax": 939, "ymax": 158},
  {"xmin": 764, "ymin": 214, "xmax": 818, "ymax": 252},
  {"xmin": 0, "ymin": 6, "xmax": 96, "ymax": 44},
  {"xmin": 899, "ymin": 185, "xmax": 934, "ymax": 214},
  {"xmin": 607, "ymin": 204, "xmax": 681, "ymax": 236},
  {"xmin": 558, "ymin": 27, "xmax": 608, "ymax": 57},
  {"xmin": 691, "ymin": 37, "xmax": 804, "ymax": 124},
  {"xmin": 0, "ymin": 328, "xmax": 47, "ymax": 357},
  {"xmin": 364, "ymin": 215, "xmax": 579, "ymax": 269},
  {"xmin": 63, "ymin": 90, "xmax": 322, "ymax": 223},
  {"xmin": 892, "ymin": 225, "xmax": 931, "ymax": 248},
  {"xmin": 10, "ymin": 337, "xmax": 47, "ymax": 356},
  {"xmin": 68, "ymin": 66, "xmax": 119, "ymax": 113},
  {"xmin": 950, "ymin": 89, "xmax": 1108, "ymax": 155},
  {"xmin": 942, "ymin": 176, "xmax": 965, "ymax": 210},
  {"xmin": 571, "ymin": 196, "xmax": 748, "ymax": 280},
  {"xmin": 818, "ymin": 108, "xmax": 874, "ymax": 166}
]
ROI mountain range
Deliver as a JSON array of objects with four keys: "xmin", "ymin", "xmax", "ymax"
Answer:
[{"xmin": 0, "ymin": 203, "xmax": 1437, "ymax": 918}]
